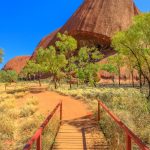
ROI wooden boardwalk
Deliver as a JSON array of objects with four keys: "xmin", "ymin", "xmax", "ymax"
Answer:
[{"xmin": 53, "ymin": 115, "xmax": 109, "ymax": 150}]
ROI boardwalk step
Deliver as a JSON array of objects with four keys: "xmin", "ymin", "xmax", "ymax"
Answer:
[{"xmin": 52, "ymin": 121, "xmax": 109, "ymax": 150}]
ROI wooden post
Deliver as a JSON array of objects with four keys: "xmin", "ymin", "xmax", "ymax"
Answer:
[
  {"xmin": 36, "ymin": 135, "xmax": 42, "ymax": 150},
  {"xmin": 60, "ymin": 102, "xmax": 62, "ymax": 124},
  {"xmin": 126, "ymin": 134, "xmax": 131, "ymax": 150},
  {"xmin": 98, "ymin": 101, "xmax": 100, "ymax": 121}
]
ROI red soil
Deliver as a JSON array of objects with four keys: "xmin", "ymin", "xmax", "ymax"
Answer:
[{"xmin": 18, "ymin": 91, "xmax": 90, "ymax": 120}]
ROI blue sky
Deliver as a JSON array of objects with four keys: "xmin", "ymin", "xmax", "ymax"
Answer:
[{"xmin": 0, "ymin": 0, "xmax": 150, "ymax": 69}]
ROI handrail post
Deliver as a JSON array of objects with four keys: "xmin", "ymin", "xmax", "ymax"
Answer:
[
  {"xmin": 98, "ymin": 101, "xmax": 100, "ymax": 122},
  {"xmin": 126, "ymin": 132, "xmax": 131, "ymax": 150},
  {"xmin": 60, "ymin": 102, "xmax": 62, "ymax": 124},
  {"xmin": 37, "ymin": 135, "xmax": 42, "ymax": 150}
]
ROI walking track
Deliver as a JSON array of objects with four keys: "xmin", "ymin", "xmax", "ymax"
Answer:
[{"xmin": 19, "ymin": 91, "xmax": 109, "ymax": 150}]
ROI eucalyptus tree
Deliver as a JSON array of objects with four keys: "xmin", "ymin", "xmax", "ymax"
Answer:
[
  {"xmin": 0, "ymin": 70, "xmax": 18, "ymax": 90},
  {"xmin": 37, "ymin": 46, "xmax": 67, "ymax": 89},
  {"xmin": 108, "ymin": 54, "xmax": 124, "ymax": 86},
  {"xmin": 100, "ymin": 63, "xmax": 118, "ymax": 84},
  {"xmin": 77, "ymin": 47, "xmax": 103, "ymax": 86},
  {"xmin": 112, "ymin": 13, "xmax": 150, "ymax": 98},
  {"xmin": 56, "ymin": 32, "xmax": 77, "ymax": 88}
]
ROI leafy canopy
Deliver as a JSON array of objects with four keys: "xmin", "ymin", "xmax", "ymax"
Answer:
[{"xmin": 0, "ymin": 70, "xmax": 18, "ymax": 83}]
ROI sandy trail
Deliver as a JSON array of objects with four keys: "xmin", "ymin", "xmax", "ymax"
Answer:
[
  {"xmin": 18, "ymin": 90, "xmax": 109, "ymax": 149},
  {"xmin": 18, "ymin": 91, "xmax": 90, "ymax": 120}
]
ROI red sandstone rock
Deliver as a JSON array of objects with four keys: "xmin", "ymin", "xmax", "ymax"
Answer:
[
  {"xmin": 31, "ymin": 0, "xmax": 139, "ymax": 59},
  {"xmin": 3, "ymin": 56, "xmax": 30, "ymax": 74}
]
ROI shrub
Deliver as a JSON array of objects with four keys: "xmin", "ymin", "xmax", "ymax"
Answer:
[
  {"xmin": 19, "ymin": 105, "xmax": 38, "ymax": 117},
  {"xmin": 19, "ymin": 98, "xmax": 38, "ymax": 117}
]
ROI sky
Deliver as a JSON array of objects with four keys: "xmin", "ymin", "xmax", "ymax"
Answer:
[{"xmin": 0, "ymin": 0, "xmax": 150, "ymax": 69}]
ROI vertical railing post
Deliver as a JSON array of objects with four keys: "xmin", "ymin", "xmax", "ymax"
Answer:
[
  {"xmin": 36, "ymin": 135, "xmax": 42, "ymax": 150},
  {"xmin": 126, "ymin": 133, "xmax": 131, "ymax": 150},
  {"xmin": 98, "ymin": 101, "xmax": 100, "ymax": 122},
  {"xmin": 60, "ymin": 102, "xmax": 62, "ymax": 124}
]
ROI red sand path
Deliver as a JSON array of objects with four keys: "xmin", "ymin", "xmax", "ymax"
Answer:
[{"xmin": 19, "ymin": 91, "xmax": 109, "ymax": 149}]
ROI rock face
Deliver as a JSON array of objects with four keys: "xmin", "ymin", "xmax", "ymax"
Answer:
[
  {"xmin": 31, "ymin": 0, "xmax": 139, "ymax": 58},
  {"xmin": 3, "ymin": 56, "xmax": 30, "ymax": 74}
]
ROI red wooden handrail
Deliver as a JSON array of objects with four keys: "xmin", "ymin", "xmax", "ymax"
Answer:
[
  {"xmin": 98, "ymin": 100, "xmax": 150, "ymax": 150},
  {"xmin": 23, "ymin": 101, "xmax": 62, "ymax": 150}
]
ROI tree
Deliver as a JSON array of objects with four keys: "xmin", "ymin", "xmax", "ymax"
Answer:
[
  {"xmin": 122, "ymin": 56, "xmax": 137, "ymax": 87},
  {"xmin": 56, "ymin": 32, "xmax": 77, "ymax": 88},
  {"xmin": 37, "ymin": 46, "xmax": 67, "ymax": 89},
  {"xmin": 76, "ymin": 47, "xmax": 103, "ymax": 86},
  {"xmin": 0, "ymin": 70, "xmax": 18, "ymax": 90},
  {"xmin": 100, "ymin": 64, "xmax": 118, "ymax": 84},
  {"xmin": 112, "ymin": 13, "xmax": 150, "ymax": 98},
  {"xmin": 108, "ymin": 54, "xmax": 124, "ymax": 86},
  {"xmin": 21, "ymin": 60, "xmax": 44, "ymax": 86}
]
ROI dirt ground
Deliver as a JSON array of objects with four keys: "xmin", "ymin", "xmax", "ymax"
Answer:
[{"xmin": 17, "ymin": 90, "xmax": 91, "ymax": 120}]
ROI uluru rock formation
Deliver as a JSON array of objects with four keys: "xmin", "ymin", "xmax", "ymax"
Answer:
[
  {"xmin": 31, "ymin": 0, "xmax": 139, "ymax": 59},
  {"xmin": 3, "ymin": 56, "xmax": 30, "ymax": 74}
]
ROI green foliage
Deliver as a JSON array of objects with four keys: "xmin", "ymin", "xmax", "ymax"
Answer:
[
  {"xmin": 37, "ymin": 46, "xmax": 67, "ymax": 88},
  {"xmin": 55, "ymin": 32, "xmax": 78, "ymax": 88},
  {"xmin": 78, "ymin": 47, "xmax": 103, "ymax": 64},
  {"xmin": 0, "ymin": 70, "xmax": 18, "ymax": 90},
  {"xmin": 100, "ymin": 64, "xmax": 117, "ymax": 74},
  {"xmin": 112, "ymin": 13, "xmax": 150, "ymax": 97},
  {"xmin": 56, "ymin": 32, "xmax": 77, "ymax": 54},
  {"xmin": 76, "ymin": 47, "xmax": 102, "ymax": 86},
  {"xmin": 21, "ymin": 60, "xmax": 43, "ymax": 77},
  {"xmin": 21, "ymin": 59, "xmax": 46, "ymax": 86}
]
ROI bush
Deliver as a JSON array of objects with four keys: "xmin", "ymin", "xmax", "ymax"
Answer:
[
  {"xmin": 19, "ymin": 105, "xmax": 38, "ymax": 117},
  {"xmin": 19, "ymin": 98, "xmax": 38, "ymax": 117}
]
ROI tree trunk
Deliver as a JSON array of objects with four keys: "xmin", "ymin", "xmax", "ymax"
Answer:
[
  {"xmin": 54, "ymin": 80, "xmax": 57, "ymax": 89},
  {"xmin": 77, "ymin": 79, "xmax": 79, "ymax": 87},
  {"xmin": 118, "ymin": 68, "xmax": 121, "ymax": 86},
  {"xmin": 143, "ymin": 76, "xmax": 146, "ymax": 86},
  {"xmin": 112, "ymin": 76, "xmax": 115, "ymax": 86},
  {"xmin": 94, "ymin": 82, "xmax": 97, "ymax": 87},
  {"xmin": 139, "ymin": 71, "xmax": 142, "ymax": 89},
  {"xmin": 131, "ymin": 71, "xmax": 134, "ymax": 87},
  {"xmin": 69, "ymin": 74, "xmax": 72, "ymax": 89},
  {"xmin": 148, "ymin": 81, "xmax": 150, "ymax": 100},
  {"xmin": 38, "ymin": 78, "xmax": 41, "ymax": 87},
  {"xmin": 70, "ymin": 81, "xmax": 72, "ymax": 89}
]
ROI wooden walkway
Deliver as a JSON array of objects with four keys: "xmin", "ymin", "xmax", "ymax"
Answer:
[{"xmin": 53, "ymin": 115, "xmax": 109, "ymax": 150}]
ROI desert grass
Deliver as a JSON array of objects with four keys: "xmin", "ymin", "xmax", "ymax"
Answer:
[{"xmin": 0, "ymin": 82, "xmax": 60, "ymax": 150}]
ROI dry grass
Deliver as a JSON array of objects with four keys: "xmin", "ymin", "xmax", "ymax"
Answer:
[{"xmin": 0, "ymin": 82, "xmax": 60, "ymax": 150}]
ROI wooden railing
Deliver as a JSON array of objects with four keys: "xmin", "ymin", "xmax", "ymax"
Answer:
[
  {"xmin": 23, "ymin": 101, "xmax": 62, "ymax": 150},
  {"xmin": 98, "ymin": 100, "xmax": 150, "ymax": 150}
]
